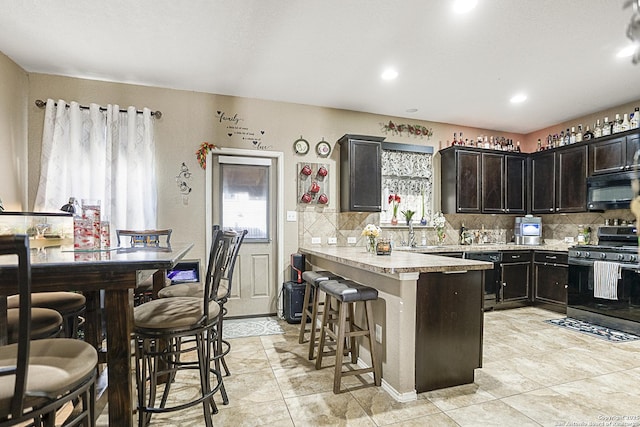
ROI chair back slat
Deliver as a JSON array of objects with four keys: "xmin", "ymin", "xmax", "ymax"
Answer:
[
  {"xmin": 115, "ymin": 229, "xmax": 172, "ymax": 247},
  {"xmin": 0, "ymin": 234, "xmax": 32, "ymax": 419},
  {"xmin": 202, "ymin": 229, "xmax": 232, "ymax": 319},
  {"xmin": 218, "ymin": 229, "xmax": 247, "ymax": 301}
]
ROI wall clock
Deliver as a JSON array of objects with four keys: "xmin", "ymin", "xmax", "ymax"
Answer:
[
  {"xmin": 316, "ymin": 139, "xmax": 332, "ymax": 157},
  {"xmin": 294, "ymin": 137, "xmax": 309, "ymax": 155}
]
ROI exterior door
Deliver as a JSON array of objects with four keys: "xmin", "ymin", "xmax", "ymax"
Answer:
[{"xmin": 210, "ymin": 155, "xmax": 278, "ymax": 317}]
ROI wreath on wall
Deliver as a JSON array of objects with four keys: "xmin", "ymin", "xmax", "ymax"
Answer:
[
  {"xmin": 382, "ymin": 120, "xmax": 433, "ymax": 139},
  {"xmin": 196, "ymin": 142, "xmax": 219, "ymax": 169}
]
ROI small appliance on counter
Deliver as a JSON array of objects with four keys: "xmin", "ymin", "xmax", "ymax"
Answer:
[{"xmin": 514, "ymin": 215, "xmax": 542, "ymax": 245}]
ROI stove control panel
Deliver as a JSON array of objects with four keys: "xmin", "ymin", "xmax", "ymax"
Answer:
[{"xmin": 569, "ymin": 248, "xmax": 639, "ymax": 264}]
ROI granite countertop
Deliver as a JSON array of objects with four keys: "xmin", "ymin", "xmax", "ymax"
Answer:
[
  {"xmin": 299, "ymin": 246, "xmax": 493, "ymax": 274},
  {"xmin": 395, "ymin": 241, "xmax": 572, "ymax": 254}
]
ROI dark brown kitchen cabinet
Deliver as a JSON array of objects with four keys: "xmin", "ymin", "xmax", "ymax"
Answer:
[
  {"xmin": 415, "ymin": 270, "xmax": 483, "ymax": 392},
  {"xmin": 530, "ymin": 145, "xmax": 587, "ymax": 214},
  {"xmin": 441, "ymin": 148, "xmax": 481, "ymax": 214},
  {"xmin": 589, "ymin": 129, "xmax": 640, "ymax": 175},
  {"xmin": 482, "ymin": 153, "xmax": 527, "ymax": 214},
  {"xmin": 534, "ymin": 251, "xmax": 568, "ymax": 309},
  {"xmin": 500, "ymin": 251, "xmax": 531, "ymax": 303},
  {"xmin": 441, "ymin": 147, "xmax": 526, "ymax": 214},
  {"xmin": 338, "ymin": 134, "xmax": 384, "ymax": 212}
]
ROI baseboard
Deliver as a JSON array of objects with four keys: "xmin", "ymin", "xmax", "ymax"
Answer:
[{"xmin": 356, "ymin": 357, "xmax": 417, "ymax": 402}]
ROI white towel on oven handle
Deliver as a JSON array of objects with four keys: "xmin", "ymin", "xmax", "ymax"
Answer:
[{"xmin": 593, "ymin": 260, "xmax": 621, "ymax": 300}]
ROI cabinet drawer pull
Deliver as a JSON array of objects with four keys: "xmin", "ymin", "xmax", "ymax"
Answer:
[
  {"xmin": 546, "ymin": 256, "xmax": 557, "ymax": 260},
  {"xmin": 443, "ymin": 270, "xmax": 468, "ymax": 274}
]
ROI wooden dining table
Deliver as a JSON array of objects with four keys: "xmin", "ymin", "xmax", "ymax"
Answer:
[{"xmin": 0, "ymin": 241, "xmax": 194, "ymax": 427}]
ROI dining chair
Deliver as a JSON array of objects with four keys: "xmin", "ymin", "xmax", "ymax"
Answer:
[
  {"xmin": 157, "ymin": 228, "xmax": 247, "ymax": 377},
  {"xmin": 133, "ymin": 229, "xmax": 237, "ymax": 427},
  {"xmin": 0, "ymin": 234, "xmax": 98, "ymax": 427},
  {"xmin": 116, "ymin": 229, "xmax": 173, "ymax": 305}
]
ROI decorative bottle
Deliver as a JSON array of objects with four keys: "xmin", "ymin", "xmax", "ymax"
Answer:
[
  {"xmin": 622, "ymin": 113, "xmax": 630, "ymax": 132},
  {"xmin": 583, "ymin": 125, "xmax": 594, "ymax": 141},
  {"xmin": 613, "ymin": 114, "xmax": 622, "ymax": 133},
  {"xmin": 576, "ymin": 125, "xmax": 583, "ymax": 142},
  {"xmin": 631, "ymin": 107, "xmax": 640, "ymax": 129},
  {"xmin": 602, "ymin": 117, "xmax": 611, "ymax": 136},
  {"xmin": 594, "ymin": 119, "xmax": 603, "ymax": 138}
]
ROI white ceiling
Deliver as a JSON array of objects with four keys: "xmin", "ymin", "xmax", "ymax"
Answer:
[{"xmin": 1, "ymin": 0, "xmax": 639, "ymax": 134}]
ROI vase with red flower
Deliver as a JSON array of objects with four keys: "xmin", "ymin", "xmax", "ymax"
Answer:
[{"xmin": 388, "ymin": 194, "xmax": 401, "ymax": 225}]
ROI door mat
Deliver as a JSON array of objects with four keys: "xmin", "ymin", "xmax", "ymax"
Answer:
[
  {"xmin": 545, "ymin": 318, "xmax": 640, "ymax": 342},
  {"xmin": 222, "ymin": 316, "xmax": 285, "ymax": 339}
]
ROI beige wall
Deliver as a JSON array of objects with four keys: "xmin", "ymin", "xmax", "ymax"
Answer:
[
  {"xmin": 24, "ymin": 73, "xmax": 521, "ymax": 267},
  {"xmin": 523, "ymin": 99, "xmax": 640, "ymax": 152},
  {"xmin": 6, "ymin": 66, "xmax": 639, "ymax": 270},
  {"xmin": 0, "ymin": 51, "xmax": 28, "ymax": 211}
]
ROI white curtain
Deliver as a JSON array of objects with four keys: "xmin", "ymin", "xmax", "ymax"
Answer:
[{"xmin": 35, "ymin": 99, "xmax": 157, "ymax": 230}]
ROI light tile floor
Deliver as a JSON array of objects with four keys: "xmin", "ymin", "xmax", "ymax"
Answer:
[{"xmin": 98, "ymin": 306, "xmax": 640, "ymax": 426}]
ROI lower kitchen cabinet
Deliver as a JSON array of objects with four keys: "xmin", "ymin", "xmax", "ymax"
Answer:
[
  {"xmin": 500, "ymin": 251, "xmax": 531, "ymax": 303},
  {"xmin": 534, "ymin": 251, "xmax": 568, "ymax": 310}
]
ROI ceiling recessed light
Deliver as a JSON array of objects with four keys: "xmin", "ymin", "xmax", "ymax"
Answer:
[
  {"xmin": 452, "ymin": 0, "xmax": 478, "ymax": 14},
  {"xmin": 617, "ymin": 44, "xmax": 638, "ymax": 58},
  {"xmin": 510, "ymin": 93, "xmax": 527, "ymax": 104},
  {"xmin": 381, "ymin": 69, "xmax": 398, "ymax": 80},
  {"xmin": 406, "ymin": 108, "xmax": 418, "ymax": 113}
]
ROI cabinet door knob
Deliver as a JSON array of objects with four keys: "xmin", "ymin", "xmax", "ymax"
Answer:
[{"xmin": 549, "ymin": 208, "xmax": 554, "ymax": 212}]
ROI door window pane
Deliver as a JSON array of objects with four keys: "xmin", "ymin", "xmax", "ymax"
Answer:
[{"xmin": 221, "ymin": 163, "xmax": 269, "ymax": 240}]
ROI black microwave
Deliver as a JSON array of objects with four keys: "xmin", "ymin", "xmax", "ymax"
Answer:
[{"xmin": 586, "ymin": 171, "xmax": 637, "ymax": 211}]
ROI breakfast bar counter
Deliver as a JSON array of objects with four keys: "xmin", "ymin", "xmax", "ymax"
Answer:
[{"xmin": 299, "ymin": 246, "xmax": 493, "ymax": 401}]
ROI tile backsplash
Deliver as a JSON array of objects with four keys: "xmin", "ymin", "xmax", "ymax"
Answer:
[{"xmin": 298, "ymin": 209, "xmax": 636, "ymax": 248}]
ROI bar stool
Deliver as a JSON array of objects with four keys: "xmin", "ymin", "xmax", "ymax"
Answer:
[
  {"xmin": 315, "ymin": 279, "xmax": 381, "ymax": 394},
  {"xmin": 298, "ymin": 271, "xmax": 343, "ymax": 360},
  {"xmin": 6, "ymin": 307, "xmax": 63, "ymax": 343},
  {"xmin": 7, "ymin": 291, "xmax": 86, "ymax": 338}
]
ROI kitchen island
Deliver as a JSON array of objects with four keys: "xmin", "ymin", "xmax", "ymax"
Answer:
[{"xmin": 299, "ymin": 246, "xmax": 493, "ymax": 401}]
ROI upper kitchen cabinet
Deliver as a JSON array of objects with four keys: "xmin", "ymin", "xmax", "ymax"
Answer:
[
  {"xmin": 441, "ymin": 148, "xmax": 481, "ymax": 213},
  {"xmin": 589, "ymin": 129, "xmax": 640, "ymax": 175},
  {"xmin": 482, "ymin": 152, "xmax": 527, "ymax": 214},
  {"xmin": 440, "ymin": 147, "xmax": 526, "ymax": 214},
  {"xmin": 338, "ymin": 134, "xmax": 384, "ymax": 212},
  {"xmin": 530, "ymin": 144, "xmax": 588, "ymax": 214}
]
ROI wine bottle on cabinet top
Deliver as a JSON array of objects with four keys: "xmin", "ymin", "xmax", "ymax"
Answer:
[
  {"xmin": 576, "ymin": 125, "xmax": 583, "ymax": 143},
  {"xmin": 602, "ymin": 117, "xmax": 611, "ymax": 136},
  {"xmin": 594, "ymin": 119, "xmax": 603, "ymax": 138},
  {"xmin": 631, "ymin": 107, "xmax": 640, "ymax": 129},
  {"xmin": 613, "ymin": 114, "xmax": 622, "ymax": 133},
  {"xmin": 583, "ymin": 125, "xmax": 594, "ymax": 141},
  {"xmin": 622, "ymin": 114, "xmax": 630, "ymax": 132},
  {"xmin": 570, "ymin": 127, "xmax": 576, "ymax": 144}
]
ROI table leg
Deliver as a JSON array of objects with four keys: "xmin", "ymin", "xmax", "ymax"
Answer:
[
  {"xmin": 83, "ymin": 291, "xmax": 103, "ymax": 353},
  {"xmin": 104, "ymin": 288, "xmax": 134, "ymax": 427},
  {"xmin": 0, "ymin": 296, "xmax": 7, "ymax": 346},
  {"xmin": 152, "ymin": 269, "xmax": 167, "ymax": 298}
]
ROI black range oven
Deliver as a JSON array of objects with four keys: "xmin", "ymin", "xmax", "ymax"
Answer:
[{"xmin": 568, "ymin": 226, "xmax": 640, "ymax": 335}]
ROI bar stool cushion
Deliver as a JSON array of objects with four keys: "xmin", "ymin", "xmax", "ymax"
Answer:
[
  {"xmin": 302, "ymin": 271, "xmax": 343, "ymax": 286},
  {"xmin": 319, "ymin": 279, "xmax": 378, "ymax": 303},
  {"xmin": 7, "ymin": 292, "xmax": 86, "ymax": 313},
  {"xmin": 134, "ymin": 297, "xmax": 221, "ymax": 329},
  {"xmin": 0, "ymin": 338, "xmax": 98, "ymax": 413},
  {"xmin": 6, "ymin": 307, "xmax": 63, "ymax": 343},
  {"xmin": 138, "ymin": 274, "xmax": 172, "ymax": 290},
  {"xmin": 157, "ymin": 278, "xmax": 229, "ymax": 300}
]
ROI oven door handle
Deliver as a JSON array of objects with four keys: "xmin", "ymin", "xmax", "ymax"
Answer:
[{"xmin": 568, "ymin": 259, "xmax": 594, "ymax": 267}]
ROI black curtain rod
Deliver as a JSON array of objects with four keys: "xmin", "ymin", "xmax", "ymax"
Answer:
[{"xmin": 34, "ymin": 99, "xmax": 162, "ymax": 119}]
